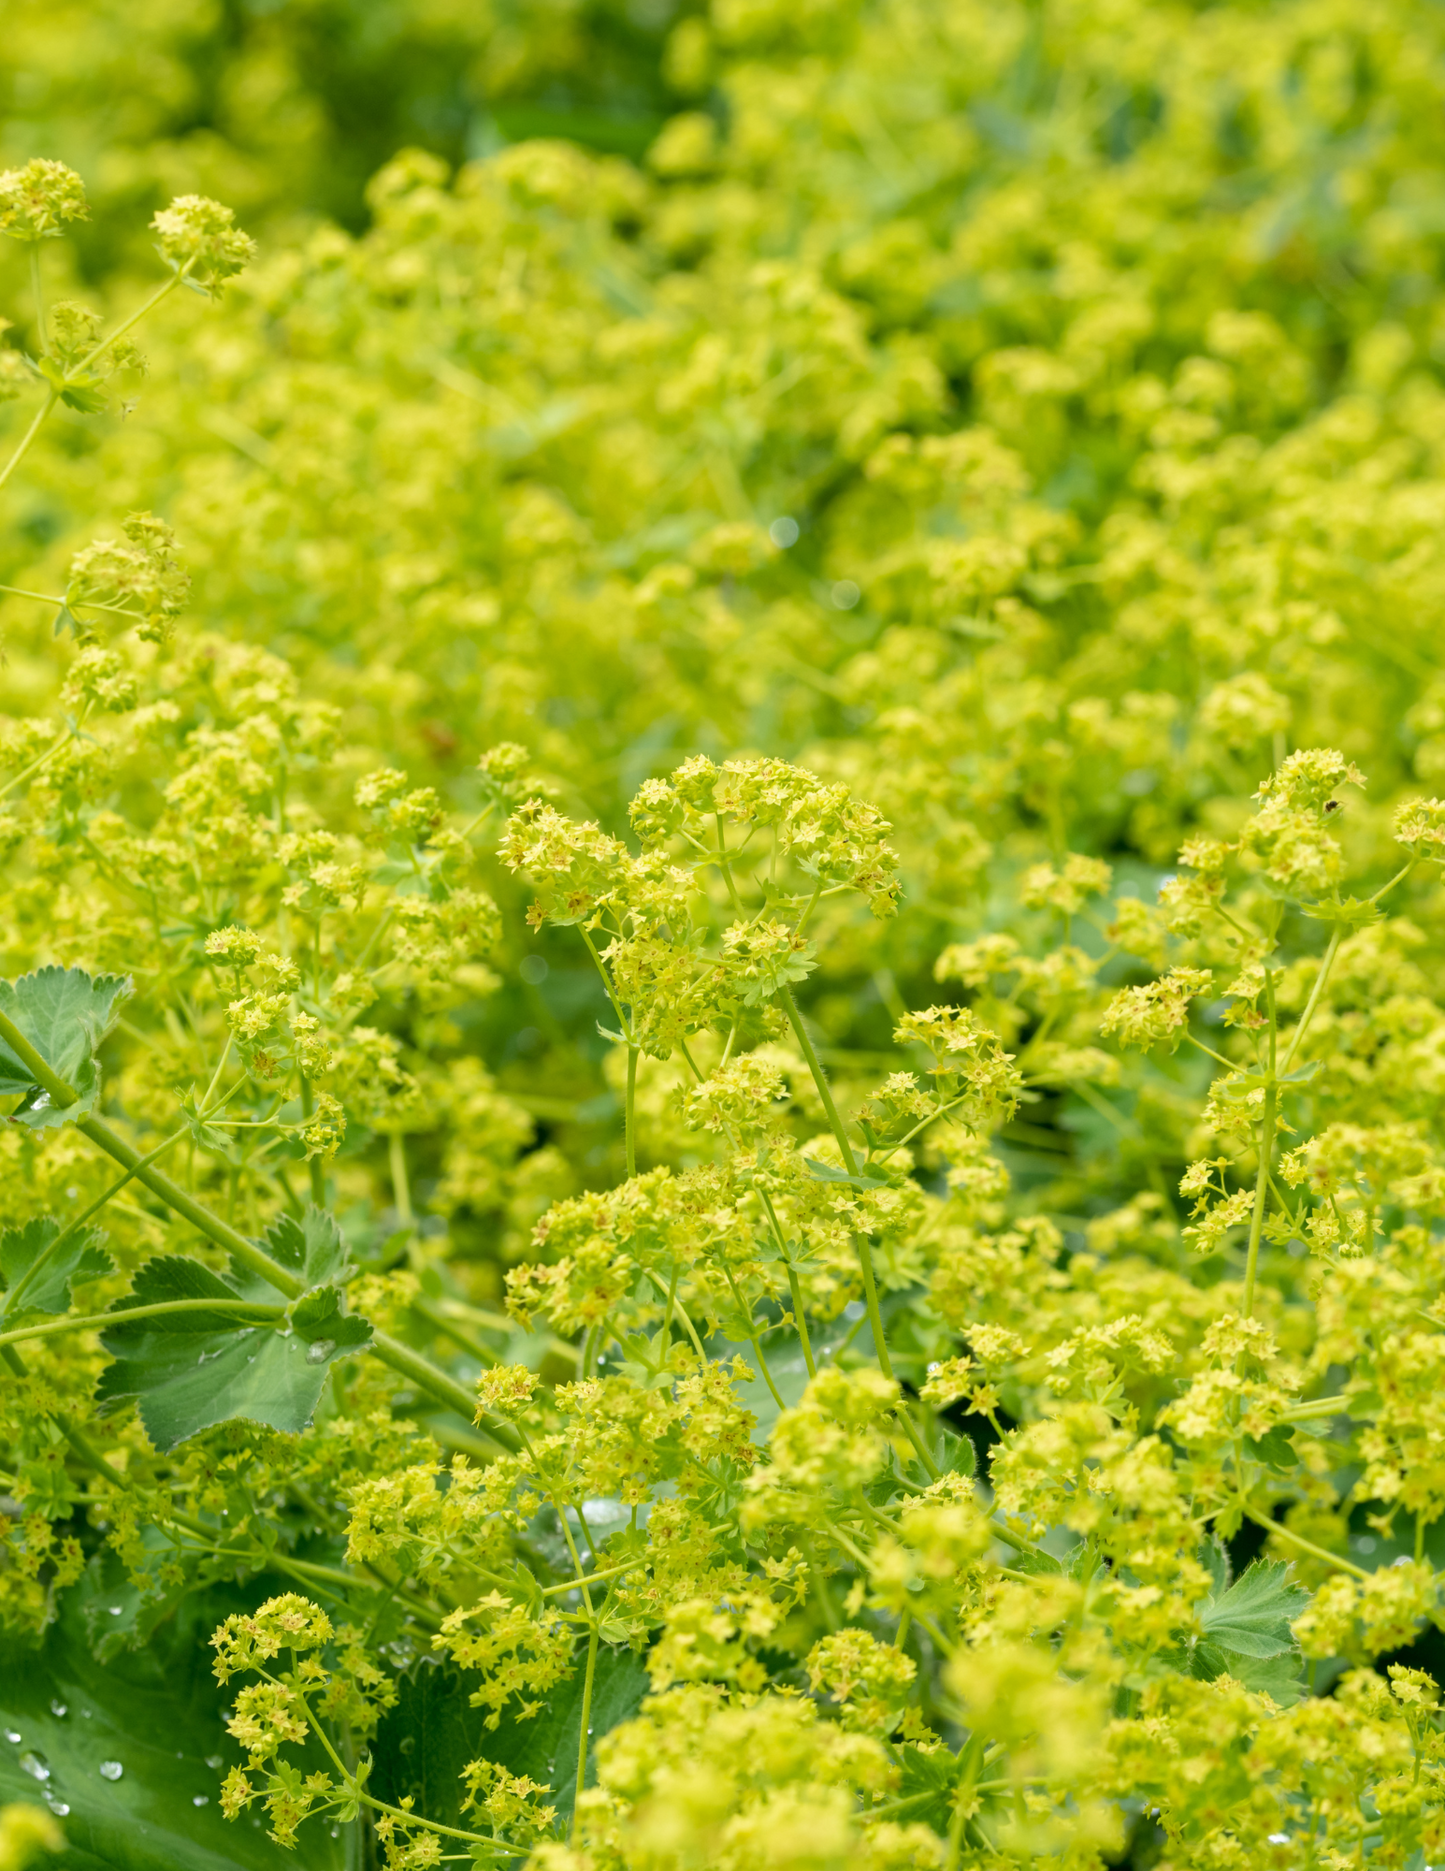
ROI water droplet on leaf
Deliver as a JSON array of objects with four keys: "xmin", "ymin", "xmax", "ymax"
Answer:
[
  {"xmin": 193, "ymin": 1794, "xmax": 209, "ymax": 1806},
  {"xmin": 206, "ymin": 1754, "xmax": 223, "ymax": 1771},
  {"xmin": 306, "ymin": 1338, "xmax": 336, "ymax": 1363},
  {"xmin": 3, "ymin": 1729, "xmax": 20, "ymax": 1744},
  {"xmin": 49, "ymin": 1701, "xmax": 67, "ymax": 1718},
  {"xmin": 20, "ymin": 1751, "xmax": 50, "ymax": 1781},
  {"xmin": 99, "ymin": 1759, "xmax": 123, "ymax": 1780}
]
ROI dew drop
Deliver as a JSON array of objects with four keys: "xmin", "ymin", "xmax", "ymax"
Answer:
[
  {"xmin": 20, "ymin": 1751, "xmax": 50, "ymax": 1781},
  {"xmin": 206, "ymin": 1755, "xmax": 223, "ymax": 1771},
  {"xmin": 3, "ymin": 1728, "xmax": 20, "ymax": 1745},
  {"xmin": 46, "ymin": 1798, "xmax": 69, "ymax": 1817},
  {"xmin": 306, "ymin": 1338, "xmax": 336, "ymax": 1364},
  {"xmin": 329, "ymin": 1826, "xmax": 341, "ymax": 1839},
  {"xmin": 107, "ymin": 1606, "xmax": 123, "ymax": 1616},
  {"xmin": 99, "ymin": 1759, "xmax": 123, "ymax": 1781},
  {"xmin": 49, "ymin": 1701, "xmax": 67, "ymax": 1718},
  {"xmin": 398, "ymin": 1735, "xmax": 415, "ymax": 1757},
  {"xmin": 193, "ymin": 1795, "xmax": 209, "ymax": 1807}
]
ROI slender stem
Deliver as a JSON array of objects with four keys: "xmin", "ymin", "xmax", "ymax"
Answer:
[
  {"xmin": 779, "ymin": 984, "xmax": 857, "ymax": 1173},
  {"xmin": 778, "ymin": 984, "xmax": 897, "ymax": 1382},
  {"xmin": 721, "ymin": 1266, "xmax": 785, "ymax": 1409},
  {"xmin": 0, "ymin": 724, "xmax": 73, "ymax": 802},
  {"xmin": 413, "ymin": 1298, "xmax": 503, "ymax": 1371},
  {"xmin": 0, "ymin": 389, "xmax": 58, "ymax": 494},
  {"xmin": 646, "ymin": 1269, "xmax": 706, "ymax": 1362},
  {"xmin": 3, "ymin": 1123, "xmax": 188, "ymax": 1317},
  {"xmin": 572, "ymin": 1624, "xmax": 600, "ymax": 1832},
  {"xmin": 1278, "ymin": 1394, "xmax": 1349, "ymax": 1424},
  {"xmin": 299, "ymin": 1075, "xmax": 326, "ymax": 1205},
  {"xmin": 1241, "ymin": 1504, "xmax": 1368, "ymax": 1580},
  {"xmin": 0, "ymin": 583, "xmax": 144, "ymax": 618},
  {"xmin": 624, "ymin": 1044, "xmax": 638, "ymax": 1179},
  {"xmin": 79, "ymin": 266, "xmax": 187, "ymax": 372},
  {"xmin": 29, "ymin": 246, "xmax": 46, "ymax": 355},
  {"xmin": 0, "ymin": 1297, "xmax": 285, "ymax": 1350},
  {"xmin": 390, "ymin": 1130, "xmax": 414, "ymax": 1228},
  {"xmin": 1279, "ymin": 924, "xmax": 1342, "ymax": 1075},
  {"xmin": 1242, "ymin": 969, "xmax": 1278, "ymax": 1318},
  {"xmin": 0, "ymin": 986, "xmax": 510, "ymax": 1450},
  {"xmin": 539, "ymin": 1557, "xmax": 645, "ymax": 1598},
  {"xmin": 714, "ymin": 815, "xmax": 744, "ymax": 912}
]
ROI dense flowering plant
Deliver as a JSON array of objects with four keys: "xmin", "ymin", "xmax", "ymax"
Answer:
[{"xmin": 4, "ymin": 1, "xmax": 1445, "ymax": 1865}]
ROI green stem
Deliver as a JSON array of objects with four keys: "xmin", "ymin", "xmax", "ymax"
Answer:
[
  {"xmin": 1242, "ymin": 968, "xmax": 1278, "ymax": 1319},
  {"xmin": 0, "ymin": 389, "xmax": 58, "ymax": 494},
  {"xmin": 78, "ymin": 266, "xmax": 187, "ymax": 372},
  {"xmin": 3, "ymin": 1123, "xmax": 187, "ymax": 1317},
  {"xmin": 0, "ymin": 994, "xmax": 503, "ymax": 1453},
  {"xmin": 625, "ymin": 1044, "xmax": 638, "ymax": 1179},
  {"xmin": 1241, "ymin": 1504, "xmax": 1368, "ymax": 1580},
  {"xmin": 299, "ymin": 1075, "xmax": 326, "ymax": 1206},
  {"xmin": 29, "ymin": 246, "xmax": 46, "ymax": 355},
  {"xmin": 721, "ymin": 1266, "xmax": 785, "ymax": 1409},
  {"xmin": 779, "ymin": 984, "xmax": 857, "ymax": 1173},
  {"xmin": 1278, "ymin": 924, "xmax": 1342, "ymax": 1075},
  {"xmin": 573, "ymin": 1624, "xmax": 600, "ymax": 1833},
  {"xmin": 0, "ymin": 1296, "xmax": 285, "ymax": 1350},
  {"xmin": 779, "ymin": 984, "xmax": 898, "ymax": 1383},
  {"xmin": 389, "ymin": 1130, "xmax": 414, "ymax": 1228},
  {"xmin": 646, "ymin": 1269, "xmax": 706, "ymax": 1362}
]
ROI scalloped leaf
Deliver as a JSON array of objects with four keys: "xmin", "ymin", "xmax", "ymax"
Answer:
[
  {"xmin": 0, "ymin": 1216, "xmax": 113, "ymax": 1322},
  {"xmin": 0, "ymin": 965, "xmax": 132, "ymax": 1129},
  {"xmin": 96, "ymin": 1256, "xmax": 370, "ymax": 1452}
]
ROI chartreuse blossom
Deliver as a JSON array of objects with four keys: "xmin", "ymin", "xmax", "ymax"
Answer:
[{"xmin": 6, "ymin": 10, "xmax": 1445, "ymax": 1861}]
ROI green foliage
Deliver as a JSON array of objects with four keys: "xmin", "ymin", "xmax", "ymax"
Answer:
[
  {"xmin": 95, "ymin": 1256, "xmax": 370, "ymax": 1454},
  {"xmin": 4, "ymin": 4, "xmax": 1445, "ymax": 1868},
  {"xmin": 0, "ymin": 969, "xmax": 130, "ymax": 1128},
  {"xmin": 0, "ymin": 1581, "xmax": 343, "ymax": 1871}
]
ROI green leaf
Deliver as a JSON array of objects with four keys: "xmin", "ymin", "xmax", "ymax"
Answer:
[
  {"xmin": 34, "ymin": 354, "xmax": 108, "ymax": 414},
  {"xmin": 1301, "ymin": 895, "xmax": 1382, "ymax": 929},
  {"xmin": 262, "ymin": 1204, "xmax": 353, "ymax": 1288},
  {"xmin": 0, "ymin": 1579, "xmax": 345, "ymax": 1871},
  {"xmin": 371, "ymin": 1647, "xmax": 649, "ymax": 1834},
  {"xmin": 0, "ymin": 966, "xmax": 132, "ymax": 1129},
  {"xmin": 1199, "ymin": 1537, "xmax": 1231, "ymax": 1597},
  {"xmin": 1244, "ymin": 1425, "xmax": 1300, "ymax": 1469},
  {"xmin": 1199, "ymin": 1559, "xmax": 1309, "ymax": 1659},
  {"xmin": 1189, "ymin": 1637, "xmax": 1306, "ymax": 1706},
  {"xmin": 96, "ymin": 1256, "xmax": 371, "ymax": 1452},
  {"xmin": 0, "ymin": 1217, "xmax": 112, "ymax": 1321}
]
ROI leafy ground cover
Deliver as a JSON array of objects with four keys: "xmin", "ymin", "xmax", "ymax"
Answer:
[{"xmin": 4, "ymin": 2, "xmax": 1445, "ymax": 1866}]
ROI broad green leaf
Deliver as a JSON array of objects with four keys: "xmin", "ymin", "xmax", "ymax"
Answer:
[
  {"xmin": 0, "ymin": 967, "xmax": 132, "ymax": 1129},
  {"xmin": 0, "ymin": 1218, "xmax": 112, "ymax": 1321},
  {"xmin": 371, "ymin": 1647, "xmax": 649, "ymax": 1834},
  {"xmin": 0, "ymin": 1579, "xmax": 345, "ymax": 1871},
  {"xmin": 262, "ymin": 1204, "xmax": 353, "ymax": 1289},
  {"xmin": 1189, "ymin": 1638, "xmax": 1306, "ymax": 1707},
  {"xmin": 96, "ymin": 1256, "xmax": 370, "ymax": 1452},
  {"xmin": 1199, "ymin": 1559, "xmax": 1309, "ymax": 1659},
  {"xmin": 1244, "ymin": 1425, "xmax": 1300, "ymax": 1470}
]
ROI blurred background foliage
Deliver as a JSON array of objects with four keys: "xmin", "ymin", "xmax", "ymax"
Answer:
[
  {"xmin": 3, "ymin": 0, "xmax": 1445, "ymax": 1229},
  {"xmin": 0, "ymin": 0, "xmax": 692, "ymax": 262}
]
